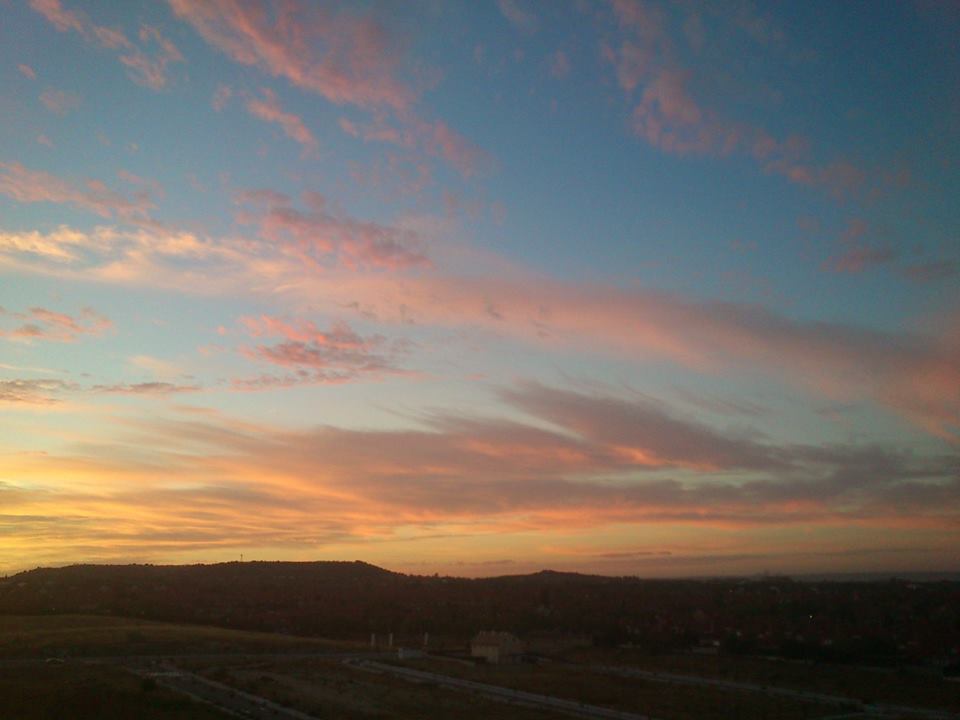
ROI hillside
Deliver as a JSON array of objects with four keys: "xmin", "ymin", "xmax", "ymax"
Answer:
[{"xmin": 1, "ymin": 562, "xmax": 957, "ymax": 670}]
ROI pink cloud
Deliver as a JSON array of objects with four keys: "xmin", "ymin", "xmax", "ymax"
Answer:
[
  {"xmin": 333, "ymin": 271, "xmax": 960, "ymax": 442},
  {"xmin": 609, "ymin": 0, "xmax": 667, "ymax": 38},
  {"xmin": 211, "ymin": 83, "xmax": 233, "ymax": 111},
  {"xmin": 601, "ymin": 2, "xmax": 870, "ymax": 199},
  {"xmin": 167, "ymin": 0, "xmax": 415, "ymax": 110},
  {"xmin": 30, "ymin": 2, "xmax": 182, "ymax": 90},
  {"xmin": 0, "ymin": 161, "xmax": 155, "ymax": 222},
  {"xmin": 236, "ymin": 314, "xmax": 404, "ymax": 388},
  {"xmin": 901, "ymin": 260, "xmax": 959, "ymax": 283},
  {"xmin": 39, "ymin": 88, "xmax": 81, "ymax": 115},
  {"xmin": 18, "ymin": 64, "xmax": 37, "ymax": 80},
  {"xmin": 631, "ymin": 70, "xmax": 741, "ymax": 155},
  {"xmin": 822, "ymin": 219, "xmax": 897, "ymax": 274},
  {"xmin": 823, "ymin": 245, "xmax": 897, "ymax": 274},
  {"xmin": 338, "ymin": 114, "xmax": 487, "ymax": 178},
  {"xmin": 497, "ymin": 0, "xmax": 538, "ymax": 33},
  {"xmin": 416, "ymin": 119, "xmax": 488, "ymax": 178},
  {"xmin": 170, "ymin": 1, "xmax": 486, "ymax": 178},
  {"xmin": 118, "ymin": 25, "xmax": 185, "ymax": 90},
  {"xmin": 29, "ymin": 0, "xmax": 85, "ymax": 34},
  {"xmin": 245, "ymin": 88, "xmax": 318, "ymax": 153},
  {"xmin": 1, "ymin": 219, "xmax": 954, "ymax": 441},
  {"xmin": 235, "ymin": 188, "xmax": 427, "ymax": 270},
  {"xmin": 548, "ymin": 50, "xmax": 571, "ymax": 79},
  {"xmin": 0, "ymin": 305, "xmax": 112, "ymax": 343}
]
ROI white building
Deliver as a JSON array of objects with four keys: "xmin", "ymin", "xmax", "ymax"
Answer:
[{"xmin": 470, "ymin": 631, "xmax": 523, "ymax": 664}]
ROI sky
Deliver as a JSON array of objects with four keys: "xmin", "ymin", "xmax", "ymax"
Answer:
[{"xmin": 0, "ymin": 0, "xmax": 958, "ymax": 578}]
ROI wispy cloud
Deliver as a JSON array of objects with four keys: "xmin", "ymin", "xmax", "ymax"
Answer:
[
  {"xmin": 29, "ymin": 1, "xmax": 184, "ymax": 90},
  {"xmin": 338, "ymin": 115, "xmax": 489, "ymax": 178},
  {"xmin": 118, "ymin": 25, "xmax": 185, "ymax": 90},
  {"xmin": 0, "ymin": 306, "xmax": 112, "ymax": 343},
  {"xmin": 39, "ymin": 88, "xmax": 81, "ymax": 115},
  {"xmin": 0, "ymin": 219, "xmax": 955, "ymax": 441},
  {"xmin": 211, "ymin": 83, "xmax": 232, "ymax": 111},
  {"xmin": 601, "ymin": 0, "xmax": 868, "ymax": 198},
  {"xmin": 498, "ymin": 0, "xmax": 539, "ymax": 34},
  {"xmin": 1, "ymin": 384, "xmax": 955, "ymax": 568},
  {"xmin": 91, "ymin": 381, "xmax": 201, "ymax": 395},
  {"xmin": 900, "ymin": 259, "xmax": 959, "ymax": 283},
  {"xmin": 235, "ymin": 314, "xmax": 404, "ymax": 388},
  {"xmin": 245, "ymin": 88, "xmax": 318, "ymax": 153},
  {"xmin": 0, "ymin": 162, "xmax": 155, "ymax": 222},
  {"xmin": 235, "ymin": 188, "xmax": 428, "ymax": 270},
  {"xmin": 822, "ymin": 219, "xmax": 897, "ymax": 274},
  {"xmin": 167, "ymin": 0, "xmax": 414, "ymax": 110},
  {"xmin": 0, "ymin": 378, "xmax": 75, "ymax": 404}
]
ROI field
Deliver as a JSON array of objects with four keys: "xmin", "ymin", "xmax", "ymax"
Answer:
[
  {"xmin": 389, "ymin": 656, "xmax": 840, "ymax": 720},
  {"xmin": 561, "ymin": 647, "xmax": 960, "ymax": 713},
  {"xmin": 186, "ymin": 656, "xmax": 570, "ymax": 720},
  {"xmin": 0, "ymin": 613, "xmax": 355, "ymax": 658},
  {"xmin": 2, "ymin": 615, "xmax": 957, "ymax": 720},
  {"xmin": 0, "ymin": 664, "xmax": 230, "ymax": 720}
]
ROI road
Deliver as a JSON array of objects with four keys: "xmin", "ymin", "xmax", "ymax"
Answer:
[
  {"xmin": 132, "ymin": 666, "xmax": 320, "ymax": 720},
  {"xmin": 346, "ymin": 658, "xmax": 660, "ymax": 720},
  {"xmin": 590, "ymin": 665, "xmax": 960, "ymax": 720}
]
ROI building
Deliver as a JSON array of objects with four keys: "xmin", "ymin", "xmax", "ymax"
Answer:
[{"xmin": 470, "ymin": 631, "xmax": 524, "ymax": 664}]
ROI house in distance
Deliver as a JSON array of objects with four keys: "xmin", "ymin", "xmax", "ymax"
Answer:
[{"xmin": 470, "ymin": 631, "xmax": 524, "ymax": 664}]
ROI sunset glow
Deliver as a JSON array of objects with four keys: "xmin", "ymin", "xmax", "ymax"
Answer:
[{"xmin": 1, "ymin": 0, "xmax": 958, "ymax": 577}]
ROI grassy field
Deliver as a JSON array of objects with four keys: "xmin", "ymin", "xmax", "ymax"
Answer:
[
  {"xmin": 185, "ymin": 656, "xmax": 571, "ymax": 720},
  {"xmin": 0, "ymin": 664, "xmax": 230, "ymax": 720},
  {"xmin": 560, "ymin": 647, "xmax": 960, "ymax": 713},
  {"xmin": 393, "ymin": 657, "xmax": 844, "ymax": 720},
  {"xmin": 2, "ymin": 616, "xmax": 952, "ymax": 720},
  {"xmin": 0, "ymin": 614, "xmax": 357, "ymax": 658}
]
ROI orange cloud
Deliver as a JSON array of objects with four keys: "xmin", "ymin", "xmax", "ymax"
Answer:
[
  {"xmin": 0, "ymin": 378, "xmax": 75, "ymax": 405},
  {"xmin": 1, "ymin": 386, "xmax": 956, "ymax": 568}
]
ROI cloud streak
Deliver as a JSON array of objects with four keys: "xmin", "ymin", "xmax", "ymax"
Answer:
[
  {"xmin": 0, "ymin": 219, "xmax": 955, "ymax": 441},
  {"xmin": 29, "ymin": 1, "xmax": 183, "ymax": 90},
  {"xmin": 1, "ymin": 383, "xmax": 955, "ymax": 569},
  {"xmin": 0, "ymin": 306, "xmax": 112, "ymax": 343},
  {"xmin": 235, "ymin": 314, "xmax": 405, "ymax": 388},
  {"xmin": 245, "ymin": 88, "xmax": 318, "ymax": 153},
  {"xmin": 168, "ymin": 0, "xmax": 414, "ymax": 110},
  {"xmin": 0, "ymin": 162, "xmax": 155, "ymax": 222}
]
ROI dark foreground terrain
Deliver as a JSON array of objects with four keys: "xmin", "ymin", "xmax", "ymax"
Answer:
[
  {"xmin": 2, "ymin": 562, "xmax": 957, "ymax": 668},
  {"xmin": 0, "ymin": 614, "xmax": 958, "ymax": 720},
  {"xmin": 1, "ymin": 563, "xmax": 958, "ymax": 719}
]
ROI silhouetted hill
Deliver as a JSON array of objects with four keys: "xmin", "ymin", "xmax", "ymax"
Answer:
[{"xmin": 1, "ymin": 562, "xmax": 957, "ymax": 668}]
